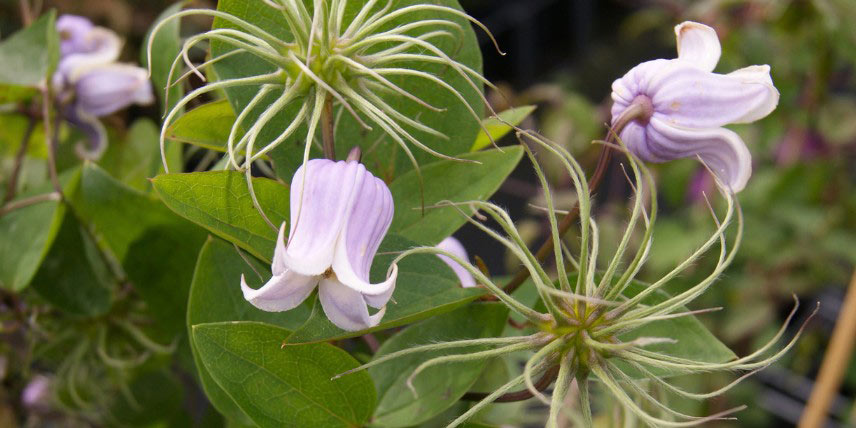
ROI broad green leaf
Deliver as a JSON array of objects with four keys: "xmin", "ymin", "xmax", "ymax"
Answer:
[
  {"xmin": 98, "ymin": 118, "xmax": 167, "ymax": 192},
  {"xmin": 142, "ymin": 1, "xmax": 185, "ymax": 114},
  {"xmin": 72, "ymin": 163, "xmax": 190, "ymax": 261},
  {"xmin": 369, "ymin": 303, "xmax": 509, "ymax": 428},
  {"xmin": 0, "ymin": 11, "xmax": 59, "ymax": 87},
  {"xmin": 187, "ymin": 237, "xmax": 313, "ymax": 424},
  {"xmin": 0, "ymin": 84, "xmax": 38, "ymax": 103},
  {"xmin": 0, "ymin": 167, "xmax": 78, "ymax": 291},
  {"xmin": 165, "ymin": 99, "xmax": 242, "ymax": 152},
  {"xmin": 193, "ymin": 321, "xmax": 376, "ymax": 428},
  {"xmin": 209, "ymin": 0, "xmax": 484, "ymax": 180},
  {"xmin": 285, "ymin": 235, "xmax": 485, "ymax": 344},
  {"xmin": 152, "ymin": 171, "xmax": 289, "ymax": 262},
  {"xmin": 71, "ymin": 163, "xmax": 206, "ymax": 333},
  {"xmin": 389, "ymin": 146, "xmax": 524, "ymax": 245},
  {"xmin": 470, "ymin": 105, "xmax": 536, "ymax": 152},
  {"xmin": 31, "ymin": 212, "xmax": 114, "ymax": 317}
]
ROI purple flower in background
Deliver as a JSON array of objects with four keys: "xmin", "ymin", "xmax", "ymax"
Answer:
[
  {"xmin": 53, "ymin": 14, "xmax": 153, "ymax": 159},
  {"xmin": 242, "ymin": 159, "xmax": 397, "ymax": 332},
  {"xmin": 21, "ymin": 375, "xmax": 51, "ymax": 410},
  {"xmin": 436, "ymin": 237, "xmax": 476, "ymax": 288},
  {"xmin": 611, "ymin": 21, "xmax": 779, "ymax": 192}
]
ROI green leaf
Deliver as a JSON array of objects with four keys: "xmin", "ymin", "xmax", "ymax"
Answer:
[
  {"xmin": 388, "ymin": 146, "xmax": 524, "ymax": 245},
  {"xmin": 0, "ymin": 11, "xmax": 59, "ymax": 87},
  {"xmin": 470, "ymin": 105, "xmax": 536, "ymax": 152},
  {"xmin": 152, "ymin": 171, "xmax": 289, "ymax": 262},
  {"xmin": 285, "ymin": 235, "xmax": 485, "ymax": 344},
  {"xmin": 187, "ymin": 237, "xmax": 313, "ymax": 424},
  {"xmin": 98, "ymin": 118, "xmax": 165, "ymax": 192},
  {"xmin": 165, "ymin": 99, "xmax": 242, "ymax": 152},
  {"xmin": 70, "ymin": 163, "xmax": 206, "ymax": 333},
  {"xmin": 369, "ymin": 303, "xmax": 509, "ymax": 428},
  {"xmin": 192, "ymin": 321, "xmax": 376, "ymax": 428},
  {"xmin": 0, "ymin": 167, "xmax": 78, "ymax": 291},
  {"xmin": 31, "ymin": 211, "xmax": 114, "ymax": 317},
  {"xmin": 209, "ymin": 0, "xmax": 484, "ymax": 180},
  {"xmin": 142, "ymin": 1, "xmax": 185, "ymax": 114}
]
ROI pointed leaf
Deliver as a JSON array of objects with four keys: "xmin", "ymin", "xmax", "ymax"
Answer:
[
  {"xmin": 152, "ymin": 171, "xmax": 289, "ymax": 262},
  {"xmin": 389, "ymin": 146, "xmax": 524, "ymax": 245},
  {"xmin": 165, "ymin": 99, "xmax": 244, "ymax": 152},
  {"xmin": 470, "ymin": 105, "xmax": 536, "ymax": 152},
  {"xmin": 0, "ymin": 11, "xmax": 59, "ymax": 87},
  {"xmin": 193, "ymin": 321, "xmax": 376, "ymax": 428}
]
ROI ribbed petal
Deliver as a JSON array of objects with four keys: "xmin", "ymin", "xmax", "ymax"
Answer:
[
  {"xmin": 240, "ymin": 271, "xmax": 318, "ymax": 312},
  {"xmin": 331, "ymin": 164, "xmax": 396, "ymax": 304},
  {"xmin": 648, "ymin": 118, "xmax": 752, "ymax": 192},
  {"xmin": 436, "ymin": 237, "xmax": 476, "ymax": 288},
  {"xmin": 73, "ymin": 64, "xmax": 154, "ymax": 117},
  {"xmin": 318, "ymin": 278, "xmax": 386, "ymax": 332},
  {"xmin": 281, "ymin": 160, "xmax": 362, "ymax": 276},
  {"xmin": 651, "ymin": 63, "xmax": 778, "ymax": 129},
  {"xmin": 675, "ymin": 21, "xmax": 721, "ymax": 72}
]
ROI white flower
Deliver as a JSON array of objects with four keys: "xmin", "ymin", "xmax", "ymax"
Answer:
[{"xmin": 241, "ymin": 159, "xmax": 397, "ymax": 332}]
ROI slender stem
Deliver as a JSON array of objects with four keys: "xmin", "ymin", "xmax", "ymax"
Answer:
[
  {"xmin": 460, "ymin": 364, "xmax": 560, "ymax": 403},
  {"xmin": 41, "ymin": 87, "xmax": 61, "ymax": 194},
  {"xmin": 0, "ymin": 192, "xmax": 60, "ymax": 217},
  {"xmin": 798, "ymin": 270, "xmax": 856, "ymax": 428},
  {"xmin": 4, "ymin": 116, "xmax": 36, "ymax": 203},
  {"xmin": 501, "ymin": 104, "xmax": 645, "ymax": 295},
  {"xmin": 321, "ymin": 93, "xmax": 335, "ymax": 160},
  {"xmin": 19, "ymin": 0, "xmax": 32, "ymax": 25}
]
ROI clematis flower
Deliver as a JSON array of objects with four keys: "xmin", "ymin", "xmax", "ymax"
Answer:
[
  {"xmin": 436, "ymin": 237, "xmax": 476, "ymax": 288},
  {"xmin": 52, "ymin": 15, "xmax": 153, "ymax": 159},
  {"xmin": 611, "ymin": 21, "xmax": 779, "ymax": 192},
  {"xmin": 241, "ymin": 159, "xmax": 397, "ymax": 332}
]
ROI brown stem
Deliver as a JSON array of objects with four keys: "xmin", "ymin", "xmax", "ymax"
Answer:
[
  {"xmin": 501, "ymin": 104, "xmax": 645, "ymax": 295},
  {"xmin": 40, "ymin": 87, "xmax": 62, "ymax": 195},
  {"xmin": 19, "ymin": 0, "xmax": 32, "ymax": 25},
  {"xmin": 460, "ymin": 364, "xmax": 560, "ymax": 403},
  {"xmin": 4, "ymin": 116, "xmax": 36, "ymax": 203},
  {"xmin": 321, "ymin": 93, "xmax": 335, "ymax": 160},
  {"xmin": 0, "ymin": 192, "xmax": 60, "ymax": 217},
  {"xmin": 798, "ymin": 270, "xmax": 856, "ymax": 428}
]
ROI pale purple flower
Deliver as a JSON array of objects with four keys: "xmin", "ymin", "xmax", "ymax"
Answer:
[
  {"xmin": 241, "ymin": 159, "xmax": 397, "ymax": 332},
  {"xmin": 52, "ymin": 15, "xmax": 153, "ymax": 159},
  {"xmin": 21, "ymin": 375, "xmax": 51, "ymax": 410},
  {"xmin": 611, "ymin": 21, "xmax": 779, "ymax": 192},
  {"xmin": 436, "ymin": 237, "xmax": 476, "ymax": 288}
]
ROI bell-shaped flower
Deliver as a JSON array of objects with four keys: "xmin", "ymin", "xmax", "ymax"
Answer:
[
  {"xmin": 242, "ymin": 159, "xmax": 397, "ymax": 332},
  {"xmin": 611, "ymin": 21, "xmax": 779, "ymax": 192},
  {"xmin": 436, "ymin": 237, "xmax": 476, "ymax": 288},
  {"xmin": 52, "ymin": 15, "xmax": 153, "ymax": 159}
]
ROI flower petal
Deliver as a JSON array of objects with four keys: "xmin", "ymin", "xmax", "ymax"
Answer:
[
  {"xmin": 651, "ymin": 63, "xmax": 778, "ymax": 129},
  {"xmin": 56, "ymin": 27, "xmax": 122, "ymax": 85},
  {"xmin": 271, "ymin": 222, "xmax": 288, "ymax": 276},
  {"xmin": 675, "ymin": 21, "xmax": 721, "ymax": 72},
  {"xmin": 281, "ymin": 160, "xmax": 362, "ymax": 276},
  {"xmin": 331, "ymin": 164, "xmax": 396, "ymax": 304},
  {"xmin": 648, "ymin": 118, "xmax": 752, "ymax": 192},
  {"xmin": 436, "ymin": 237, "xmax": 476, "ymax": 288},
  {"xmin": 318, "ymin": 278, "xmax": 386, "ymax": 332},
  {"xmin": 240, "ymin": 271, "xmax": 318, "ymax": 312},
  {"xmin": 64, "ymin": 104, "xmax": 107, "ymax": 160},
  {"xmin": 73, "ymin": 64, "xmax": 154, "ymax": 117},
  {"xmin": 57, "ymin": 15, "xmax": 95, "ymax": 57}
]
